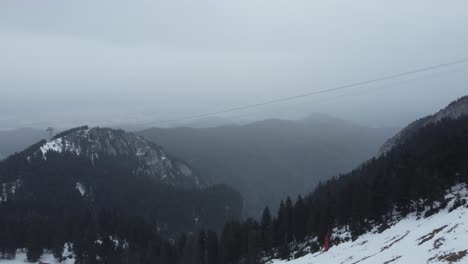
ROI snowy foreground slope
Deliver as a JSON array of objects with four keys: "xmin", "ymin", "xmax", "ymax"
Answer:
[
  {"xmin": 271, "ymin": 185, "xmax": 468, "ymax": 264},
  {"xmin": 1, "ymin": 245, "xmax": 75, "ymax": 264},
  {"xmin": 1, "ymin": 253, "xmax": 74, "ymax": 264}
]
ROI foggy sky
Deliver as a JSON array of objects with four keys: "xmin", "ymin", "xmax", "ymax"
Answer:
[{"xmin": 1, "ymin": 0, "xmax": 468, "ymax": 129}]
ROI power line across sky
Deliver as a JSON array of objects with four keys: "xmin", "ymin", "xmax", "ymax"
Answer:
[{"xmin": 140, "ymin": 58, "xmax": 468, "ymax": 126}]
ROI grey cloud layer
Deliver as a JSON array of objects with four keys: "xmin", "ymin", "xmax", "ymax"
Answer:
[{"xmin": 1, "ymin": 0, "xmax": 467, "ymax": 128}]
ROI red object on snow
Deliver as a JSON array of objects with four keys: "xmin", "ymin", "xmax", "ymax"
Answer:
[{"xmin": 323, "ymin": 230, "xmax": 331, "ymax": 252}]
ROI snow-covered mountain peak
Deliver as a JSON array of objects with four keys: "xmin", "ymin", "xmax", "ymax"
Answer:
[
  {"xmin": 38, "ymin": 126, "xmax": 159, "ymax": 158},
  {"xmin": 30, "ymin": 126, "xmax": 204, "ymax": 188},
  {"xmin": 379, "ymin": 95, "xmax": 468, "ymax": 155}
]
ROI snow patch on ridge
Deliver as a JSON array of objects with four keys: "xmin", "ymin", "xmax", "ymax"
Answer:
[
  {"xmin": 0, "ymin": 180, "xmax": 22, "ymax": 203},
  {"xmin": 40, "ymin": 137, "xmax": 81, "ymax": 158},
  {"xmin": 75, "ymin": 182, "xmax": 85, "ymax": 196},
  {"xmin": 41, "ymin": 138, "xmax": 64, "ymax": 155},
  {"xmin": 136, "ymin": 148, "xmax": 145, "ymax": 156}
]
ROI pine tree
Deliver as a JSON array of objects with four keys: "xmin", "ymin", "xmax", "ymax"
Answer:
[
  {"xmin": 260, "ymin": 207, "xmax": 273, "ymax": 252},
  {"xmin": 206, "ymin": 231, "xmax": 219, "ymax": 264},
  {"xmin": 293, "ymin": 196, "xmax": 307, "ymax": 241},
  {"xmin": 199, "ymin": 230, "xmax": 207, "ymax": 264}
]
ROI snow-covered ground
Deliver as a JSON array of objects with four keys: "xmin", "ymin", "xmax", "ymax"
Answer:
[
  {"xmin": 1, "ymin": 253, "xmax": 74, "ymax": 264},
  {"xmin": 0, "ymin": 239, "xmax": 130, "ymax": 263},
  {"xmin": 271, "ymin": 185, "xmax": 468, "ymax": 264},
  {"xmin": 1, "ymin": 245, "xmax": 75, "ymax": 264}
]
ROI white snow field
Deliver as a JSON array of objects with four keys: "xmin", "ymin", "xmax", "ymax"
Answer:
[
  {"xmin": 1, "ymin": 244, "xmax": 74, "ymax": 264},
  {"xmin": 0, "ymin": 253, "xmax": 74, "ymax": 264},
  {"xmin": 271, "ymin": 185, "xmax": 468, "ymax": 264}
]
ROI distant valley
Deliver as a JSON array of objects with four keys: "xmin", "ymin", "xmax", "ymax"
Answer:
[{"xmin": 138, "ymin": 113, "xmax": 399, "ymax": 216}]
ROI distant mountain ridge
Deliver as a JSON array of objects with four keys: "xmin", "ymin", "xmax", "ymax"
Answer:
[
  {"xmin": 138, "ymin": 114, "xmax": 398, "ymax": 216},
  {"xmin": 0, "ymin": 128, "xmax": 47, "ymax": 160},
  {"xmin": 379, "ymin": 95, "xmax": 468, "ymax": 155}
]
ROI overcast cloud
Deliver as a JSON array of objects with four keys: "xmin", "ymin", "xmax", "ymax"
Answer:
[{"xmin": 1, "ymin": 0, "xmax": 468, "ymax": 129}]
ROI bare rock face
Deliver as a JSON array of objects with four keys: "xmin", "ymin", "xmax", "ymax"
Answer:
[
  {"xmin": 33, "ymin": 126, "xmax": 204, "ymax": 188},
  {"xmin": 379, "ymin": 95, "xmax": 468, "ymax": 155}
]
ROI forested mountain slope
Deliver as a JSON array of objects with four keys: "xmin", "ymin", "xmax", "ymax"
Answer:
[
  {"xmin": 379, "ymin": 95, "xmax": 468, "ymax": 155},
  {"xmin": 0, "ymin": 126, "xmax": 242, "ymax": 263}
]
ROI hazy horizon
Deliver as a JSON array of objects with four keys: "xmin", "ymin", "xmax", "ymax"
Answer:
[{"xmin": 1, "ymin": 0, "xmax": 468, "ymax": 130}]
